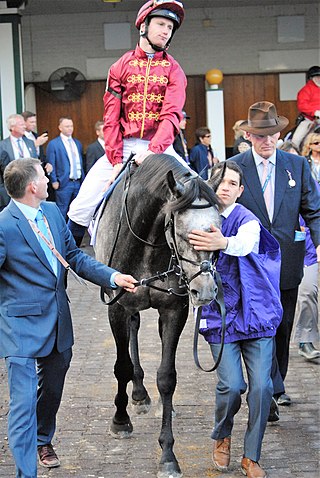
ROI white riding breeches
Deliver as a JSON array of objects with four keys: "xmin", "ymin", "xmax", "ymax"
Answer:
[
  {"xmin": 291, "ymin": 118, "xmax": 314, "ymax": 149},
  {"xmin": 67, "ymin": 138, "xmax": 189, "ymax": 227}
]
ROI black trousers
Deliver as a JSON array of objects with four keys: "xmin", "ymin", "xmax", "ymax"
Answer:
[
  {"xmin": 37, "ymin": 346, "xmax": 73, "ymax": 445},
  {"xmin": 276, "ymin": 287, "xmax": 299, "ymax": 381}
]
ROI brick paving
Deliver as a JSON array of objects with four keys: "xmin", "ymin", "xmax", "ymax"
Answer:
[{"xmin": 0, "ymin": 244, "xmax": 319, "ymax": 478}]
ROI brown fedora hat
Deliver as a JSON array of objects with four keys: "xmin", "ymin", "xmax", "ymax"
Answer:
[{"xmin": 240, "ymin": 101, "xmax": 289, "ymax": 136}]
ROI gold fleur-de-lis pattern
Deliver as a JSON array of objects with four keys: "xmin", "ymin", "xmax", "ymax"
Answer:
[
  {"xmin": 123, "ymin": 54, "xmax": 172, "ymax": 138},
  {"xmin": 103, "ymin": 45, "xmax": 186, "ymax": 165}
]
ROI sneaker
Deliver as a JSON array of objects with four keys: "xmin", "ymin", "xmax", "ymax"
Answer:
[
  {"xmin": 241, "ymin": 457, "xmax": 267, "ymax": 477},
  {"xmin": 277, "ymin": 393, "xmax": 291, "ymax": 406},
  {"xmin": 38, "ymin": 444, "xmax": 60, "ymax": 468},
  {"xmin": 298, "ymin": 343, "xmax": 320, "ymax": 361},
  {"xmin": 212, "ymin": 436, "xmax": 231, "ymax": 471}
]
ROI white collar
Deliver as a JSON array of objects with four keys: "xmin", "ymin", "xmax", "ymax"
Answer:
[
  {"xmin": 220, "ymin": 203, "xmax": 239, "ymax": 220},
  {"xmin": 252, "ymin": 147, "xmax": 277, "ymax": 167},
  {"xmin": 98, "ymin": 137, "xmax": 105, "ymax": 148},
  {"xmin": 60, "ymin": 133, "xmax": 73, "ymax": 141}
]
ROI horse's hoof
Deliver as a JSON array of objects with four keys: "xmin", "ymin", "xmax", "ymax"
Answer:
[
  {"xmin": 157, "ymin": 462, "xmax": 183, "ymax": 478},
  {"xmin": 109, "ymin": 419, "xmax": 133, "ymax": 439},
  {"xmin": 132, "ymin": 394, "xmax": 152, "ymax": 415}
]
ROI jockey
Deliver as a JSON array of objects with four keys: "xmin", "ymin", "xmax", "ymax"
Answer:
[
  {"xmin": 292, "ymin": 65, "xmax": 320, "ymax": 150},
  {"xmin": 68, "ymin": 0, "xmax": 187, "ymax": 246}
]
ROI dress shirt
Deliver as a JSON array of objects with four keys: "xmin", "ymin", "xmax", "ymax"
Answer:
[
  {"xmin": 60, "ymin": 133, "xmax": 81, "ymax": 179},
  {"xmin": 11, "ymin": 136, "xmax": 29, "ymax": 159},
  {"xmin": 97, "ymin": 137, "xmax": 105, "ymax": 149},
  {"xmin": 24, "ymin": 131, "xmax": 40, "ymax": 156},
  {"xmin": 252, "ymin": 147, "xmax": 276, "ymax": 220},
  {"xmin": 13, "ymin": 200, "xmax": 58, "ymax": 275},
  {"xmin": 221, "ymin": 203, "xmax": 260, "ymax": 256}
]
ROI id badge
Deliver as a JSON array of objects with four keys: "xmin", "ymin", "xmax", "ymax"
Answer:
[{"xmin": 294, "ymin": 230, "xmax": 306, "ymax": 242}]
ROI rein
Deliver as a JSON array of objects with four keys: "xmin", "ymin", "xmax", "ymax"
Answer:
[
  {"xmin": 193, "ymin": 270, "xmax": 226, "ymax": 373},
  {"xmin": 164, "ymin": 208, "xmax": 226, "ymax": 372}
]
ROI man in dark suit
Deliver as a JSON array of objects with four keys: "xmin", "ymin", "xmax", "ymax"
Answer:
[
  {"xmin": 0, "ymin": 114, "xmax": 37, "ymax": 210},
  {"xmin": 22, "ymin": 110, "xmax": 56, "ymax": 201},
  {"xmin": 0, "ymin": 157, "xmax": 137, "ymax": 478},
  {"xmin": 22, "ymin": 111, "xmax": 49, "ymax": 162},
  {"xmin": 46, "ymin": 117, "xmax": 84, "ymax": 220},
  {"xmin": 232, "ymin": 102, "xmax": 320, "ymax": 412},
  {"xmin": 85, "ymin": 120, "xmax": 105, "ymax": 173}
]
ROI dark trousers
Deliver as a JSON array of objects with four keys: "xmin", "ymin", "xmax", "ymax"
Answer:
[
  {"xmin": 37, "ymin": 347, "xmax": 72, "ymax": 445},
  {"xmin": 55, "ymin": 180, "xmax": 81, "ymax": 221},
  {"xmin": 276, "ymin": 287, "xmax": 299, "ymax": 381}
]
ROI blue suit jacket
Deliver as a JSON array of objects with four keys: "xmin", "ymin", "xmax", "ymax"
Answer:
[
  {"xmin": 0, "ymin": 200, "xmax": 118, "ymax": 358},
  {"xmin": 232, "ymin": 149, "xmax": 320, "ymax": 289},
  {"xmin": 46, "ymin": 136, "xmax": 84, "ymax": 188},
  {"xmin": 0, "ymin": 137, "xmax": 37, "ymax": 209}
]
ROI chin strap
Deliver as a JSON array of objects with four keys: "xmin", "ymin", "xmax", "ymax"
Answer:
[
  {"xmin": 140, "ymin": 24, "xmax": 175, "ymax": 52},
  {"xmin": 145, "ymin": 34, "xmax": 170, "ymax": 51}
]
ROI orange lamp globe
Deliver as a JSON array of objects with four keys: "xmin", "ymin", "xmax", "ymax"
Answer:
[{"xmin": 205, "ymin": 69, "xmax": 223, "ymax": 86}]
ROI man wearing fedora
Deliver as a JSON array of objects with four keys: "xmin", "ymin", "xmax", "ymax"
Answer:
[{"xmin": 231, "ymin": 101, "xmax": 320, "ymax": 416}]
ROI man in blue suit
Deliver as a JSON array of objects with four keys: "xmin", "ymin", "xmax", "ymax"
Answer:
[
  {"xmin": 46, "ymin": 117, "xmax": 84, "ymax": 220},
  {"xmin": 0, "ymin": 158, "xmax": 137, "ymax": 478},
  {"xmin": 232, "ymin": 102, "xmax": 320, "ymax": 415},
  {"xmin": 0, "ymin": 114, "xmax": 37, "ymax": 211}
]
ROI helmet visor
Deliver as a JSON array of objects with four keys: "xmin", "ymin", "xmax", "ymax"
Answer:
[{"xmin": 148, "ymin": 8, "xmax": 180, "ymax": 26}]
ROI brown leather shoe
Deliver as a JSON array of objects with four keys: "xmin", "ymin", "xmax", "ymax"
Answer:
[
  {"xmin": 38, "ymin": 444, "xmax": 60, "ymax": 468},
  {"xmin": 241, "ymin": 457, "xmax": 267, "ymax": 477},
  {"xmin": 212, "ymin": 436, "xmax": 231, "ymax": 471}
]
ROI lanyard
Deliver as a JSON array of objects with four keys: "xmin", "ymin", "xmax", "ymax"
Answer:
[
  {"xmin": 28, "ymin": 216, "xmax": 88, "ymax": 286},
  {"xmin": 262, "ymin": 171, "xmax": 272, "ymax": 193},
  {"xmin": 261, "ymin": 161, "xmax": 274, "ymax": 193}
]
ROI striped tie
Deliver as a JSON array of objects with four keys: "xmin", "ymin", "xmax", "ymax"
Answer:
[
  {"xmin": 35, "ymin": 210, "xmax": 56, "ymax": 274},
  {"xmin": 262, "ymin": 158, "xmax": 271, "ymax": 213},
  {"xmin": 17, "ymin": 138, "xmax": 24, "ymax": 158}
]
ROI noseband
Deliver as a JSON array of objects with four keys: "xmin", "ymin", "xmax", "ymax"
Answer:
[{"xmin": 164, "ymin": 205, "xmax": 215, "ymax": 289}]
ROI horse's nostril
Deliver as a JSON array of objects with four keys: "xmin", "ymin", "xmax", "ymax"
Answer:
[
  {"xmin": 190, "ymin": 289, "xmax": 199, "ymax": 298},
  {"xmin": 200, "ymin": 260, "xmax": 212, "ymax": 273}
]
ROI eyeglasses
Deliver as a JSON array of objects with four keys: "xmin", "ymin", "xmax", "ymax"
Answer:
[
  {"xmin": 204, "ymin": 134, "xmax": 211, "ymax": 138},
  {"xmin": 311, "ymin": 141, "xmax": 320, "ymax": 145}
]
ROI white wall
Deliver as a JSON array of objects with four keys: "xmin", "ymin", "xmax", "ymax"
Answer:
[{"xmin": 21, "ymin": 3, "xmax": 319, "ymax": 83}]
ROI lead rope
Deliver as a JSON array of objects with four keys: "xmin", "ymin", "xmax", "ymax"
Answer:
[{"xmin": 193, "ymin": 269, "xmax": 226, "ymax": 372}]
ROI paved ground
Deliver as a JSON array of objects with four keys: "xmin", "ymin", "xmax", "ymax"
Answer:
[{"xmin": 0, "ymin": 244, "xmax": 319, "ymax": 478}]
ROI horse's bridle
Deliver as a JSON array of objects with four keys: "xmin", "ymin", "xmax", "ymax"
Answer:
[
  {"xmin": 164, "ymin": 206, "xmax": 215, "ymax": 288},
  {"xmin": 164, "ymin": 207, "xmax": 226, "ymax": 373}
]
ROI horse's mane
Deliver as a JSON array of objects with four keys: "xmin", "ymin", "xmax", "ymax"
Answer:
[{"xmin": 135, "ymin": 154, "xmax": 220, "ymax": 213}]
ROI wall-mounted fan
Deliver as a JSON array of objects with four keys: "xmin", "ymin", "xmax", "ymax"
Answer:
[{"xmin": 49, "ymin": 67, "xmax": 86, "ymax": 102}]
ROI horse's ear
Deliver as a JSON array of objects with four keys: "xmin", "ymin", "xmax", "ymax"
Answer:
[
  {"xmin": 167, "ymin": 170, "xmax": 185, "ymax": 198},
  {"xmin": 207, "ymin": 161, "xmax": 227, "ymax": 192}
]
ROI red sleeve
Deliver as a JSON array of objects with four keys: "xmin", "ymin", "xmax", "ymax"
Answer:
[
  {"xmin": 148, "ymin": 59, "xmax": 187, "ymax": 154},
  {"xmin": 297, "ymin": 81, "xmax": 315, "ymax": 118},
  {"xmin": 103, "ymin": 59, "xmax": 124, "ymax": 166}
]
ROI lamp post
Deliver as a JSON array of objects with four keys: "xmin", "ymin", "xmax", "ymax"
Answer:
[{"xmin": 205, "ymin": 69, "xmax": 225, "ymax": 162}]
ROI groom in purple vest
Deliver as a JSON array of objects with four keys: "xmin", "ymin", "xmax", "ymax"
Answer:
[{"xmin": 189, "ymin": 161, "xmax": 282, "ymax": 478}]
